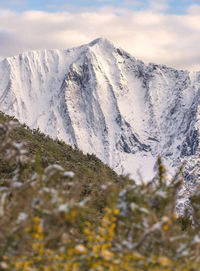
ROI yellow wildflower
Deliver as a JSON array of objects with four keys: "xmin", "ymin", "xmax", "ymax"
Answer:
[
  {"xmin": 75, "ymin": 244, "xmax": 87, "ymax": 254},
  {"xmin": 159, "ymin": 256, "xmax": 172, "ymax": 267},
  {"xmin": 101, "ymin": 249, "xmax": 114, "ymax": 261}
]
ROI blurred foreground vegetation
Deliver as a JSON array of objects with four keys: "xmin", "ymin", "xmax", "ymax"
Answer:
[{"xmin": 0, "ymin": 112, "xmax": 200, "ymax": 271}]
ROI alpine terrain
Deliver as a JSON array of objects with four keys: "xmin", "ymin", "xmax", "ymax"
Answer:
[{"xmin": 0, "ymin": 37, "xmax": 200, "ymax": 180}]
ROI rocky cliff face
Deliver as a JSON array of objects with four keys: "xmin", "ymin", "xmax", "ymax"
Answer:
[{"xmin": 1, "ymin": 38, "xmax": 200, "ymax": 181}]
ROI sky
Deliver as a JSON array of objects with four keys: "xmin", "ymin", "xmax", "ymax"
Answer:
[{"xmin": 1, "ymin": 0, "xmax": 200, "ymax": 70}]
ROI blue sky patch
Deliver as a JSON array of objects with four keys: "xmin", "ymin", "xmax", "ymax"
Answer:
[{"xmin": 1, "ymin": 0, "xmax": 200, "ymax": 14}]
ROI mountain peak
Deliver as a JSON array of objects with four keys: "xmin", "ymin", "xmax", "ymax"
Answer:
[{"xmin": 88, "ymin": 37, "xmax": 114, "ymax": 48}]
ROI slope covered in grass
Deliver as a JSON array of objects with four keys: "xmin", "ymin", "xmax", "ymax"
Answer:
[
  {"xmin": 0, "ymin": 112, "xmax": 123, "ymax": 184},
  {"xmin": 1, "ymin": 112, "xmax": 200, "ymax": 271}
]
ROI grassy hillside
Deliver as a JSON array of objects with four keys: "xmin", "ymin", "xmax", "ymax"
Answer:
[
  {"xmin": 0, "ymin": 112, "xmax": 200, "ymax": 270},
  {"xmin": 0, "ymin": 112, "xmax": 123, "ymax": 183},
  {"xmin": 0, "ymin": 112, "xmax": 129, "ymax": 213}
]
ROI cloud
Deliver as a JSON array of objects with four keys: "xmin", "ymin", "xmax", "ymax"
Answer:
[{"xmin": 0, "ymin": 7, "xmax": 200, "ymax": 70}]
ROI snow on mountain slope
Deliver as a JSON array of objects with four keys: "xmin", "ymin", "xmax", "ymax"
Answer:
[{"xmin": 1, "ymin": 37, "xmax": 200, "ymax": 181}]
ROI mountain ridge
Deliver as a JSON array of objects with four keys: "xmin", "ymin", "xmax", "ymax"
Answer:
[{"xmin": 1, "ymin": 37, "xmax": 200, "ymax": 180}]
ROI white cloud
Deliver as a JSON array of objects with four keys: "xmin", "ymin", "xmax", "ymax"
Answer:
[{"xmin": 0, "ymin": 7, "xmax": 200, "ymax": 70}]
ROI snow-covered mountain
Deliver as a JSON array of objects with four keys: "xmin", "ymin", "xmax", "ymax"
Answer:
[{"xmin": 1, "ymin": 37, "xmax": 200, "ymax": 181}]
